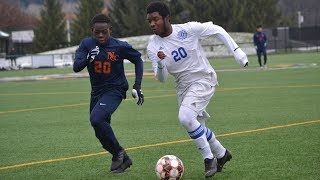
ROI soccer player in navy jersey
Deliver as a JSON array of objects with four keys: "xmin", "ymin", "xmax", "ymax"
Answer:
[
  {"xmin": 73, "ymin": 14, "xmax": 144, "ymax": 173},
  {"xmin": 253, "ymin": 25, "xmax": 268, "ymax": 69}
]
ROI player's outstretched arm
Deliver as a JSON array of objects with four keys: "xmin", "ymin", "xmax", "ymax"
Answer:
[
  {"xmin": 131, "ymin": 58, "xmax": 144, "ymax": 105},
  {"xmin": 123, "ymin": 44, "xmax": 144, "ymax": 105},
  {"xmin": 210, "ymin": 25, "xmax": 249, "ymax": 67},
  {"xmin": 233, "ymin": 47, "xmax": 249, "ymax": 67}
]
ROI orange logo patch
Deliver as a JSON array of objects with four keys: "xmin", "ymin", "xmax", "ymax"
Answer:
[{"xmin": 107, "ymin": 52, "xmax": 117, "ymax": 61}]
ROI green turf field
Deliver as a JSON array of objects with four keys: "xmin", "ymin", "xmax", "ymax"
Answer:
[{"xmin": 0, "ymin": 52, "xmax": 319, "ymax": 179}]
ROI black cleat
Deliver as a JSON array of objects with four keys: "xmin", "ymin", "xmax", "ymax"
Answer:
[
  {"xmin": 217, "ymin": 149, "xmax": 232, "ymax": 172},
  {"xmin": 112, "ymin": 153, "xmax": 132, "ymax": 173},
  {"xmin": 204, "ymin": 158, "xmax": 217, "ymax": 178},
  {"xmin": 110, "ymin": 149, "xmax": 125, "ymax": 172}
]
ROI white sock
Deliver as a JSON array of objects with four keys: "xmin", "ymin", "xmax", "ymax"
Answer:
[
  {"xmin": 179, "ymin": 105, "xmax": 213, "ymax": 159},
  {"xmin": 198, "ymin": 116, "xmax": 226, "ymax": 159},
  {"xmin": 205, "ymin": 127, "xmax": 226, "ymax": 159}
]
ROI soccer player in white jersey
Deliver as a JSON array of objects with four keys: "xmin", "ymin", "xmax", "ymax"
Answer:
[{"xmin": 146, "ymin": 1, "xmax": 249, "ymax": 178}]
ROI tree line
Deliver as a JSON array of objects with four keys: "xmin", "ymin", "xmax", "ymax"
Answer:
[{"xmin": 32, "ymin": 0, "xmax": 283, "ymax": 53}]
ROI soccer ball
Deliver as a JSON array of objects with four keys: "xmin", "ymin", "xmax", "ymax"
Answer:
[{"xmin": 155, "ymin": 155, "xmax": 184, "ymax": 180}]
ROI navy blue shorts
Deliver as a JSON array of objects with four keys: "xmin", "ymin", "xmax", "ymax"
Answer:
[{"xmin": 90, "ymin": 90, "xmax": 124, "ymax": 123}]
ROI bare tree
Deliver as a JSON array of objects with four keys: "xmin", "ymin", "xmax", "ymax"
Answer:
[{"xmin": 0, "ymin": 0, "xmax": 38, "ymax": 31}]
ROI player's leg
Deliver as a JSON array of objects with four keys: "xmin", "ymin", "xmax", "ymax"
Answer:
[
  {"xmin": 179, "ymin": 106, "xmax": 213, "ymax": 160},
  {"xmin": 198, "ymin": 118, "xmax": 226, "ymax": 159},
  {"xmin": 178, "ymin": 81, "xmax": 220, "ymax": 177},
  {"xmin": 90, "ymin": 92, "xmax": 123, "ymax": 156},
  {"xmin": 198, "ymin": 114, "xmax": 232, "ymax": 172},
  {"xmin": 263, "ymin": 48, "xmax": 267, "ymax": 67},
  {"xmin": 257, "ymin": 49, "xmax": 262, "ymax": 67},
  {"xmin": 196, "ymin": 86, "xmax": 232, "ymax": 172},
  {"xmin": 178, "ymin": 105, "xmax": 217, "ymax": 177},
  {"xmin": 90, "ymin": 91, "xmax": 131, "ymax": 172},
  {"xmin": 204, "ymin": 125, "xmax": 232, "ymax": 172}
]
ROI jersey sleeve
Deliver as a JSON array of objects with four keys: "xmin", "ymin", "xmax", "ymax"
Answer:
[
  {"xmin": 187, "ymin": 21, "xmax": 219, "ymax": 39},
  {"xmin": 253, "ymin": 33, "xmax": 257, "ymax": 46},
  {"xmin": 189, "ymin": 21, "xmax": 248, "ymax": 67},
  {"xmin": 147, "ymin": 44, "xmax": 159, "ymax": 76},
  {"xmin": 147, "ymin": 42, "xmax": 168, "ymax": 82},
  {"xmin": 121, "ymin": 43, "xmax": 144, "ymax": 86},
  {"xmin": 73, "ymin": 39, "xmax": 89, "ymax": 72}
]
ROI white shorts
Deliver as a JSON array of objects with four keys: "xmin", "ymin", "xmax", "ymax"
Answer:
[{"xmin": 178, "ymin": 80, "xmax": 216, "ymax": 116}]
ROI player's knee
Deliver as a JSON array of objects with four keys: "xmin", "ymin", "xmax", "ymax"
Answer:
[
  {"xmin": 178, "ymin": 110, "xmax": 190, "ymax": 127},
  {"xmin": 90, "ymin": 113, "xmax": 102, "ymax": 127},
  {"xmin": 90, "ymin": 110, "xmax": 111, "ymax": 127},
  {"xmin": 178, "ymin": 106, "xmax": 197, "ymax": 129}
]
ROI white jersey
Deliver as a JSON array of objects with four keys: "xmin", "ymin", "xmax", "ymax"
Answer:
[{"xmin": 147, "ymin": 21, "xmax": 248, "ymax": 92}]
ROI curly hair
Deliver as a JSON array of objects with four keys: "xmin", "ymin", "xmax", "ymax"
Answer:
[
  {"xmin": 90, "ymin": 14, "xmax": 111, "ymax": 27},
  {"xmin": 146, "ymin": 1, "xmax": 170, "ymax": 17}
]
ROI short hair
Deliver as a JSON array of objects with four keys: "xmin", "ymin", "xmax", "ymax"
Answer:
[
  {"xmin": 256, "ymin": 25, "xmax": 262, "ymax": 28},
  {"xmin": 146, "ymin": 1, "xmax": 170, "ymax": 17},
  {"xmin": 90, "ymin": 14, "xmax": 111, "ymax": 27}
]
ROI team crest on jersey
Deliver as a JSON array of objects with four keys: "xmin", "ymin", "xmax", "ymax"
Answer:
[
  {"xmin": 107, "ymin": 52, "xmax": 117, "ymax": 61},
  {"xmin": 177, "ymin": 30, "xmax": 187, "ymax": 40}
]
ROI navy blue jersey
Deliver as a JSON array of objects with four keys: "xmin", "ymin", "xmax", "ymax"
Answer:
[
  {"xmin": 73, "ymin": 37, "xmax": 143, "ymax": 98},
  {"xmin": 253, "ymin": 32, "xmax": 267, "ymax": 49}
]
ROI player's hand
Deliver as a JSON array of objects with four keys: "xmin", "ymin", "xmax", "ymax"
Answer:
[
  {"xmin": 234, "ymin": 48, "xmax": 249, "ymax": 67},
  {"xmin": 157, "ymin": 51, "xmax": 166, "ymax": 60},
  {"xmin": 132, "ymin": 84, "xmax": 144, "ymax": 105},
  {"xmin": 87, "ymin": 46, "xmax": 100, "ymax": 62}
]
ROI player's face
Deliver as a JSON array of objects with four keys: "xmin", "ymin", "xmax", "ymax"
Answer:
[
  {"xmin": 92, "ymin": 22, "xmax": 111, "ymax": 44},
  {"xmin": 147, "ymin": 12, "xmax": 170, "ymax": 37},
  {"xmin": 257, "ymin": 27, "xmax": 263, "ymax": 32}
]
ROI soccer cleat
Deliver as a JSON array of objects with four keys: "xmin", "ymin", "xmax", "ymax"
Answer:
[
  {"xmin": 110, "ymin": 149, "xmax": 126, "ymax": 172},
  {"xmin": 112, "ymin": 153, "xmax": 132, "ymax": 173},
  {"xmin": 217, "ymin": 149, "xmax": 232, "ymax": 172},
  {"xmin": 204, "ymin": 158, "xmax": 217, "ymax": 178}
]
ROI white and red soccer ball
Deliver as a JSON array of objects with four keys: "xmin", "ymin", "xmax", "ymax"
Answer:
[{"xmin": 155, "ymin": 155, "xmax": 184, "ymax": 180}]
